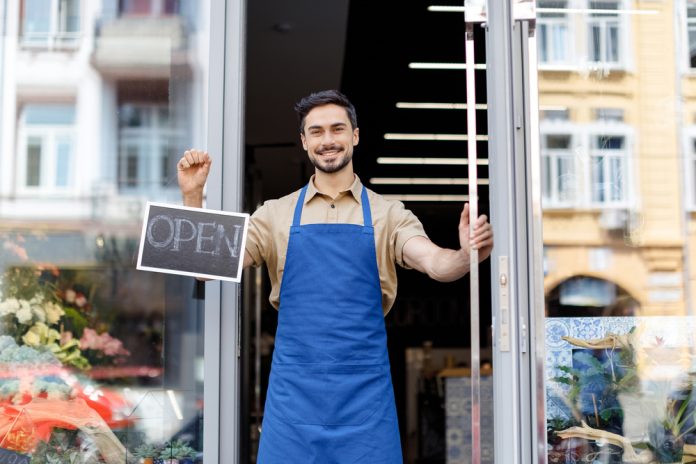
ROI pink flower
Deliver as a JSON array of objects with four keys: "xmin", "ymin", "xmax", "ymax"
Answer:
[
  {"xmin": 80, "ymin": 328, "xmax": 130, "ymax": 357},
  {"xmin": 75, "ymin": 294, "xmax": 87, "ymax": 308},
  {"xmin": 60, "ymin": 331, "xmax": 73, "ymax": 345},
  {"xmin": 64, "ymin": 289, "xmax": 76, "ymax": 304}
]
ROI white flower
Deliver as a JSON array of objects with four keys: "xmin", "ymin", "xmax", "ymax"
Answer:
[
  {"xmin": 15, "ymin": 305, "xmax": 33, "ymax": 324},
  {"xmin": 44, "ymin": 302, "xmax": 64, "ymax": 325},
  {"xmin": 32, "ymin": 307, "xmax": 46, "ymax": 323},
  {"xmin": 65, "ymin": 289, "xmax": 76, "ymax": 303},
  {"xmin": 22, "ymin": 329, "xmax": 41, "ymax": 347},
  {"xmin": 0, "ymin": 298, "xmax": 20, "ymax": 317},
  {"xmin": 0, "ymin": 301, "xmax": 10, "ymax": 317}
]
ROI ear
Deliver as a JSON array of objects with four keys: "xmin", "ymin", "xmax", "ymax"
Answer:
[
  {"xmin": 300, "ymin": 132, "xmax": 307, "ymax": 151},
  {"xmin": 353, "ymin": 127, "xmax": 359, "ymax": 146}
]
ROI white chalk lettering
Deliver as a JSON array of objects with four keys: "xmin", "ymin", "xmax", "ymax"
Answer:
[
  {"xmin": 216, "ymin": 224, "xmax": 243, "ymax": 258},
  {"xmin": 147, "ymin": 215, "xmax": 175, "ymax": 248},
  {"xmin": 146, "ymin": 212, "xmax": 243, "ymax": 258},
  {"xmin": 172, "ymin": 218, "xmax": 197, "ymax": 251},
  {"xmin": 196, "ymin": 222, "xmax": 217, "ymax": 255}
]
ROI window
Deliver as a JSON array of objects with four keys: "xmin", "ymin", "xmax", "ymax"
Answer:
[
  {"xmin": 588, "ymin": 1, "xmax": 622, "ymax": 65},
  {"xmin": 119, "ymin": 0, "xmax": 179, "ymax": 16},
  {"xmin": 18, "ymin": 104, "xmax": 75, "ymax": 192},
  {"xmin": 688, "ymin": 3, "xmax": 696, "ymax": 69},
  {"xmin": 593, "ymin": 108, "xmax": 624, "ymax": 122},
  {"xmin": 540, "ymin": 108, "xmax": 570, "ymax": 121},
  {"xmin": 21, "ymin": 0, "xmax": 80, "ymax": 49},
  {"xmin": 538, "ymin": 1, "xmax": 571, "ymax": 65},
  {"xmin": 541, "ymin": 122, "xmax": 632, "ymax": 209},
  {"xmin": 687, "ymin": 135, "xmax": 696, "ymax": 209},
  {"xmin": 590, "ymin": 134, "xmax": 628, "ymax": 205},
  {"xmin": 118, "ymin": 104, "xmax": 179, "ymax": 193},
  {"xmin": 542, "ymin": 134, "xmax": 577, "ymax": 206}
]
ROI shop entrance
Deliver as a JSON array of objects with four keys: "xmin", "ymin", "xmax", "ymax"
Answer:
[{"xmin": 241, "ymin": 1, "xmax": 492, "ymax": 462}]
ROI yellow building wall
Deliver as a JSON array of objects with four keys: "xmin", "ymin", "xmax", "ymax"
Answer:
[{"xmin": 539, "ymin": 0, "xmax": 688, "ymax": 315}]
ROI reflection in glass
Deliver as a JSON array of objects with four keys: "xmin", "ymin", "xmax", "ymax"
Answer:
[
  {"xmin": 689, "ymin": 5, "xmax": 696, "ymax": 68},
  {"xmin": 21, "ymin": 0, "xmax": 81, "ymax": 48},
  {"xmin": 538, "ymin": 1, "xmax": 570, "ymax": 65},
  {"xmin": 540, "ymin": 2, "xmax": 696, "ymax": 463},
  {"xmin": 0, "ymin": 1, "xmax": 208, "ymax": 461}
]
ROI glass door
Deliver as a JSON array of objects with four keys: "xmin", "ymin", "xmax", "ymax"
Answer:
[
  {"xmin": 0, "ymin": 1, "xmax": 215, "ymax": 461},
  {"xmin": 535, "ymin": 1, "xmax": 696, "ymax": 463}
]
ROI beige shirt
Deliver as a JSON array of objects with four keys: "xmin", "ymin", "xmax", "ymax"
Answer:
[{"xmin": 245, "ymin": 175, "xmax": 428, "ymax": 314}]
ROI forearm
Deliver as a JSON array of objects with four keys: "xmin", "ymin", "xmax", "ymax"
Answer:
[
  {"xmin": 183, "ymin": 191, "xmax": 203, "ymax": 208},
  {"xmin": 425, "ymin": 247, "xmax": 471, "ymax": 282}
]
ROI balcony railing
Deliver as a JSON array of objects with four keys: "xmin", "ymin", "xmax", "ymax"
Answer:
[{"xmin": 20, "ymin": 31, "xmax": 82, "ymax": 51}]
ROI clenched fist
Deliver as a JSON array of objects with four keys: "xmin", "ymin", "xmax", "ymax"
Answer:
[{"xmin": 177, "ymin": 149, "xmax": 211, "ymax": 207}]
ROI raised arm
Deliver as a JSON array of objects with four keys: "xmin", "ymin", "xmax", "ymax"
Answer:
[
  {"xmin": 402, "ymin": 203, "xmax": 493, "ymax": 282},
  {"xmin": 177, "ymin": 149, "xmax": 254, "ymax": 268}
]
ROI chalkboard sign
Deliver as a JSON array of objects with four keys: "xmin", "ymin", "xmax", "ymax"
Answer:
[
  {"xmin": 0, "ymin": 448, "xmax": 30, "ymax": 464},
  {"xmin": 137, "ymin": 202, "xmax": 249, "ymax": 282}
]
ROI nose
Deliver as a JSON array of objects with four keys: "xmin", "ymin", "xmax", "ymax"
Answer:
[{"xmin": 320, "ymin": 131, "xmax": 335, "ymax": 146}]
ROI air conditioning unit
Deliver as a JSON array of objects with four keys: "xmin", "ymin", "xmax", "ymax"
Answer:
[{"xmin": 598, "ymin": 209, "xmax": 628, "ymax": 230}]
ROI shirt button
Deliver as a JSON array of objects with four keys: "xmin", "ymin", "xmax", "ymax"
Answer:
[{"xmin": 330, "ymin": 204, "xmax": 335, "ymax": 209}]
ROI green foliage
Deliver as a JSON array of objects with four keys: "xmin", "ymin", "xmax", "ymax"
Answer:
[
  {"xmin": 550, "ymin": 336, "xmax": 639, "ymax": 430},
  {"xmin": 62, "ymin": 306, "xmax": 89, "ymax": 336},
  {"xmin": 159, "ymin": 439, "xmax": 197, "ymax": 459},
  {"xmin": 2, "ymin": 267, "xmax": 58, "ymax": 302},
  {"xmin": 30, "ymin": 429, "xmax": 100, "ymax": 464},
  {"xmin": 133, "ymin": 442, "xmax": 161, "ymax": 458},
  {"xmin": 662, "ymin": 387, "xmax": 696, "ymax": 440}
]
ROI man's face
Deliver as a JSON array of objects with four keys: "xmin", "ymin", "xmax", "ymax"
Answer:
[{"xmin": 301, "ymin": 104, "xmax": 359, "ymax": 174}]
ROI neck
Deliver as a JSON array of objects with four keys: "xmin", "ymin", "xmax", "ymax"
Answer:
[{"xmin": 313, "ymin": 165, "xmax": 355, "ymax": 198}]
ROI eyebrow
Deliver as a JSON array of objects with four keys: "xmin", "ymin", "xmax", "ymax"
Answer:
[{"xmin": 307, "ymin": 122, "xmax": 348, "ymax": 131}]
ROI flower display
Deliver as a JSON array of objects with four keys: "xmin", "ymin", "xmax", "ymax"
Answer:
[
  {"xmin": 79, "ymin": 328, "xmax": 130, "ymax": 365},
  {"xmin": 0, "ymin": 266, "xmax": 137, "ymax": 456}
]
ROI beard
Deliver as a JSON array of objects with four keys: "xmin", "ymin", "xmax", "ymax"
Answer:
[{"xmin": 309, "ymin": 147, "xmax": 353, "ymax": 174}]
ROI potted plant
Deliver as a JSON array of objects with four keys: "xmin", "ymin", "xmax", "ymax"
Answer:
[
  {"xmin": 648, "ymin": 387, "xmax": 696, "ymax": 463},
  {"xmin": 158, "ymin": 439, "xmax": 197, "ymax": 464},
  {"xmin": 133, "ymin": 443, "xmax": 161, "ymax": 464}
]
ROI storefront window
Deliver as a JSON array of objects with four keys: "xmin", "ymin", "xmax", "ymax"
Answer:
[
  {"xmin": 0, "ymin": 1, "xmax": 209, "ymax": 462},
  {"xmin": 540, "ymin": 2, "xmax": 696, "ymax": 463}
]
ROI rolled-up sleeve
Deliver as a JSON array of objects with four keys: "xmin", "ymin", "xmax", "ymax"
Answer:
[{"xmin": 388, "ymin": 201, "xmax": 428, "ymax": 268}]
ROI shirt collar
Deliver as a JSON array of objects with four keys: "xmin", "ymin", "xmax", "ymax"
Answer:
[{"xmin": 305, "ymin": 174, "xmax": 363, "ymax": 204}]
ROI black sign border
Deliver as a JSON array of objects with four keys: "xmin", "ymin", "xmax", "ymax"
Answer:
[{"xmin": 136, "ymin": 201, "xmax": 250, "ymax": 283}]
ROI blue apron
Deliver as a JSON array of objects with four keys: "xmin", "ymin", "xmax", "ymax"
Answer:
[{"xmin": 257, "ymin": 184, "xmax": 402, "ymax": 463}]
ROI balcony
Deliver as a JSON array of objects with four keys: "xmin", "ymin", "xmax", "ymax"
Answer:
[{"xmin": 91, "ymin": 16, "xmax": 190, "ymax": 79}]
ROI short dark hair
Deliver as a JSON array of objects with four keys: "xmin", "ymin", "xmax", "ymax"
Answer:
[{"xmin": 294, "ymin": 90, "xmax": 358, "ymax": 134}]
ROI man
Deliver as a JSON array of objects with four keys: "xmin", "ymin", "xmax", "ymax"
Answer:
[{"xmin": 177, "ymin": 90, "xmax": 493, "ymax": 463}]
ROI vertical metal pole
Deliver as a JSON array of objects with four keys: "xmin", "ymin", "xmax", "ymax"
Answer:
[
  {"xmin": 220, "ymin": 0, "xmax": 246, "ymax": 462},
  {"xmin": 465, "ymin": 20, "xmax": 481, "ymax": 464},
  {"xmin": 203, "ymin": 0, "xmax": 226, "ymax": 462},
  {"xmin": 522, "ymin": 18, "xmax": 549, "ymax": 464},
  {"xmin": 486, "ymin": 0, "xmax": 524, "ymax": 463}
]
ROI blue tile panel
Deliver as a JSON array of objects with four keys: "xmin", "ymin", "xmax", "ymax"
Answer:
[
  {"xmin": 445, "ymin": 375, "xmax": 494, "ymax": 464},
  {"xmin": 544, "ymin": 316, "xmax": 696, "ymax": 422}
]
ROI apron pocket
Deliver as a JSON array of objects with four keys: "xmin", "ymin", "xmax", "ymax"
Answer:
[
  {"xmin": 322, "ymin": 364, "xmax": 386, "ymax": 426},
  {"xmin": 268, "ymin": 363, "xmax": 387, "ymax": 427}
]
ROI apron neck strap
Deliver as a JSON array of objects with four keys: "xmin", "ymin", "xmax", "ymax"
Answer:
[
  {"xmin": 360, "ymin": 187, "xmax": 372, "ymax": 227},
  {"xmin": 292, "ymin": 184, "xmax": 309, "ymax": 227},
  {"xmin": 291, "ymin": 184, "xmax": 373, "ymax": 227}
]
